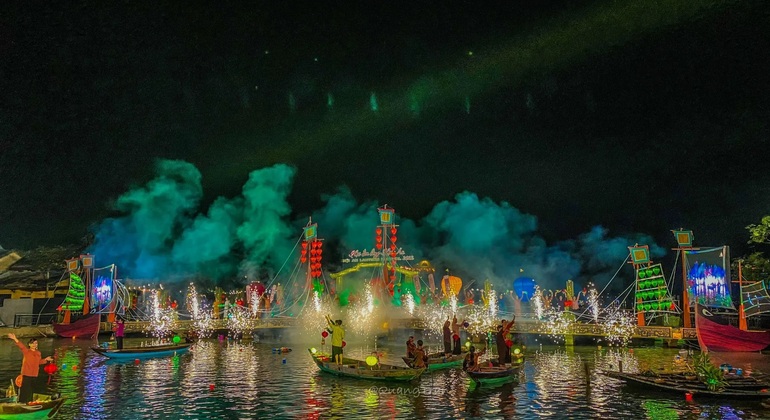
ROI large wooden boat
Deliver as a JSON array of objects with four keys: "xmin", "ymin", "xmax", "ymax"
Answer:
[
  {"xmin": 53, "ymin": 313, "xmax": 100, "ymax": 339},
  {"xmin": 696, "ymin": 303, "xmax": 770, "ymax": 352},
  {"xmin": 309, "ymin": 349, "xmax": 424, "ymax": 381},
  {"xmin": 602, "ymin": 370, "xmax": 770, "ymax": 398},
  {"xmin": 0, "ymin": 395, "xmax": 66, "ymax": 419},
  {"xmin": 402, "ymin": 352, "xmax": 465, "ymax": 371},
  {"xmin": 91, "ymin": 343, "xmax": 191, "ymax": 359}
]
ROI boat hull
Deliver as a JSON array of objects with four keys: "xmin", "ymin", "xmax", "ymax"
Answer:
[
  {"xmin": 53, "ymin": 314, "xmax": 100, "ymax": 338},
  {"xmin": 91, "ymin": 344, "xmax": 191, "ymax": 359},
  {"xmin": 465, "ymin": 363, "xmax": 522, "ymax": 386},
  {"xmin": 603, "ymin": 370, "xmax": 770, "ymax": 398},
  {"xmin": 402, "ymin": 353, "xmax": 464, "ymax": 371},
  {"xmin": 696, "ymin": 304, "xmax": 770, "ymax": 352},
  {"xmin": 309, "ymin": 349, "xmax": 424, "ymax": 381},
  {"xmin": 0, "ymin": 397, "xmax": 65, "ymax": 419}
]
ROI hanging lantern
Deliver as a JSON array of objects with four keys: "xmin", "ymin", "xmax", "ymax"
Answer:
[
  {"xmin": 390, "ymin": 236, "xmax": 397, "ymax": 243},
  {"xmin": 302, "ymin": 241, "xmax": 308, "ymax": 249},
  {"xmin": 390, "ymin": 227, "xmax": 397, "ymax": 235},
  {"xmin": 390, "ymin": 244, "xmax": 396, "ymax": 251},
  {"xmin": 376, "ymin": 228, "xmax": 382, "ymax": 235},
  {"xmin": 390, "ymin": 252, "xmax": 396, "ymax": 258},
  {"xmin": 322, "ymin": 331, "xmax": 329, "ymax": 338},
  {"xmin": 376, "ymin": 244, "xmax": 383, "ymax": 250},
  {"xmin": 300, "ymin": 257, "xmax": 307, "ymax": 263}
]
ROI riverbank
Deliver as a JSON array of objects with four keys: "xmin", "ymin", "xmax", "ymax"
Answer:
[{"xmin": 0, "ymin": 324, "xmax": 55, "ymax": 338}]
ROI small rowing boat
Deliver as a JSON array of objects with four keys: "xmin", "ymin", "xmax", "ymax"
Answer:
[
  {"xmin": 602, "ymin": 370, "xmax": 770, "ymax": 398},
  {"xmin": 91, "ymin": 343, "xmax": 191, "ymax": 359},
  {"xmin": 0, "ymin": 395, "xmax": 66, "ymax": 419},
  {"xmin": 465, "ymin": 360, "xmax": 523, "ymax": 387},
  {"xmin": 309, "ymin": 349, "xmax": 424, "ymax": 381},
  {"xmin": 402, "ymin": 352, "xmax": 464, "ymax": 371}
]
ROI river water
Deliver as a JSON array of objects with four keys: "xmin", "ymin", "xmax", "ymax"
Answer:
[{"xmin": 2, "ymin": 337, "xmax": 769, "ymax": 419}]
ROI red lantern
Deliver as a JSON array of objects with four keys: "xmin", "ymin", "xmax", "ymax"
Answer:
[
  {"xmin": 390, "ymin": 227, "xmax": 397, "ymax": 235},
  {"xmin": 389, "ymin": 275, "xmax": 396, "ymax": 281},
  {"xmin": 300, "ymin": 257, "xmax": 307, "ymax": 263},
  {"xmin": 301, "ymin": 241, "xmax": 308, "ymax": 249},
  {"xmin": 390, "ymin": 236, "xmax": 397, "ymax": 243},
  {"xmin": 376, "ymin": 243, "xmax": 383, "ymax": 250},
  {"xmin": 44, "ymin": 363, "xmax": 57, "ymax": 375},
  {"xmin": 390, "ymin": 244, "xmax": 396, "ymax": 251},
  {"xmin": 322, "ymin": 331, "xmax": 329, "ymax": 338},
  {"xmin": 505, "ymin": 339, "xmax": 513, "ymax": 347},
  {"xmin": 390, "ymin": 252, "xmax": 396, "ymax": 258},
  {"xmin": 376, "ymin": 228, "xmax": 382, "ymax": 235},
  {"xmin": 376, "ymin": 235, "xmax": 382, "ymax": 243}
]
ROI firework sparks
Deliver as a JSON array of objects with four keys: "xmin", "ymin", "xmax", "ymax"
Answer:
[
  {"xmin": 186, "ymin": 284, "xmax": 213, "ymax": 338},
  {"xmin": 587, "ymin": 286, "xmax": 600, "ymax": 324},
  {"xmin": 533, "ymin": 287, "xmax": 544, "ymax": 319},
  {"xmin": 404, "ymin": 293, "xmax": 415, "ymax": 316},
  {"xmin": 147, "ymin": 289, "xmax": 176, "ymax": 339},
  {"xmin": 601, "ymin": 305, "xmax": 635, "ymax": 347},
  {"xmin": 540, "ymin": 310, "xmax": 573, "ymax": 344}
]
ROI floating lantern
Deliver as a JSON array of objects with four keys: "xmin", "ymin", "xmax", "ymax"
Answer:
[
  {"xmin": 366, "ymin": 356, "xmax": 378, "ymax": 366},
  {"xmin": 685, "ymin": 392, "xmax": 692, "ymax": 401}
]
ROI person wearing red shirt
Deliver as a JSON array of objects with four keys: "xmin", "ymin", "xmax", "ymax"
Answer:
[{"xmin": 7, "ymin": 333, "xmax": 53, "ymax": 403}]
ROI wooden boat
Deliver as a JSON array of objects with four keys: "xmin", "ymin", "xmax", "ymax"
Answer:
[
  {"xmin": 696, "ymin": 303, "xmax": 770, "ymax": 352},
  {"xmin": 308, "ymin": 349, "xmax": 424, "ymax": 381},
  {"xmin": 53, "ymin": 313, "xmax": 100, "ymax": 339},
  {"xmin": 0, "ymin": 395, "xmax": 66, "ymax": 419},
  {"xmin": 91, "ymin": 343, "xmax": 191, "ymax": 359},
  {"xmin": 465, "ymin": 361, "xmax": 523, "ymax": 386},
  {"xmin": 402, "ymin": 352, "xmax": 465, "ymax": 371},
  {"xmin": 602, "ymin": 370, "xmax": 770, "ymax": 398}
]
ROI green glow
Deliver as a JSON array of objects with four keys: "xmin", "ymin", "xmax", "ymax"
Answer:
[{"xmin": 222, "ymin": 0, "xmax": 736, "ymax": 168}]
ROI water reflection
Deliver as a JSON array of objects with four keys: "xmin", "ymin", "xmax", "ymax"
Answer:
[{"xmin": 0, "ymin": 339, "xmax": 769, "ymax": 419}]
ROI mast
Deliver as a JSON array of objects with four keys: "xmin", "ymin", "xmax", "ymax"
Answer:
[
  {"xmin": 738, "ymin": 260, "xmax": 748, "ymax": 331},
  {"xmin": 672, "ymin": 230, "xmax": 696, "ymax": 328}
]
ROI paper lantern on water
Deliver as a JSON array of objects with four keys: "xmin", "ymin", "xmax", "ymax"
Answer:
[
  {"xmin": 173, "ymin": 335, "xmax": 181, "ymax": 344},
  {"xmin": 513, "ymin": 277, "xmax": 537, "ymax": 302},
  {"xmin": 321, "ymin": 331, "xmax": 329, "ymax": 338},
  {"xmin": 366, "ymin": 356, "xmax": 378, "ymax": 366}
]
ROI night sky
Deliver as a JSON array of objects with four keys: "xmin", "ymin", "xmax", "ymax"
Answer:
[{"xmin": 2, "ymin": 1, "xmax": 769, "ymax": 290}]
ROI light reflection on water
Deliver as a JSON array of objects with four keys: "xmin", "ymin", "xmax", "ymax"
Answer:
[{"xmin": 1, "ymin": 338, "xmax": 769, "ymax": 419}]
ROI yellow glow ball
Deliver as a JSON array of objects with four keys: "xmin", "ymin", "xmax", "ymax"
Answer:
[
  {"xmin": 382, "ymin": 322, "xmax": 389, "ymax": 329},
  {"xmin": 310, "ymin": 348, "xmax": 317, "ymax": 354},
  {"xmin": 366, "ymin": 356, "xmax": 378, "ymax": 366},
  {"xmin": 513, "ymin": 348, "xmax": 521, "ymax": 355},
  {"xmin": 465, "ymin": 341, "xmax": 471, "ymax": 348}
]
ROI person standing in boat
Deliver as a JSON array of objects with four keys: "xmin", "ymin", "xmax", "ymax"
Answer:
[
  {"xmin": 495, "ymin": 319, "xmax": 513, "ymax": 367},
  {"xmin": 451, "ymin": 315, "xmax": 464, "ymax": 355},
  {"xmin": 7, "ymin": 333, "xmax": 53, "ymax": 404},
  {"xmin": 442, "ymin": 320, "xmax": 452, "ymax": 355},
  {"xmin": 114, "ymin": 317, "xmax": 125, "ymax": 350},
  {"xmin": 326, "ymin": 315, "xmax": 345, "ymax": 365}
]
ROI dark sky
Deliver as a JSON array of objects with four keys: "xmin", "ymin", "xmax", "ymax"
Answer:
[{"xmin": 2, "ymin": 1, "xmax": 770, "ymax": 286}]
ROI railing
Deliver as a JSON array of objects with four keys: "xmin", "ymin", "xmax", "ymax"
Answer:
[{"xmin": 13, "ymin": 313, "xmax": 57, "ymax": 328}]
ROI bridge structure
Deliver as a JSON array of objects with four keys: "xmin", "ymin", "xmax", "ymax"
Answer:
[{"xmin": 110, "ymin": 314, "xmax": 697, "ymax": 342}]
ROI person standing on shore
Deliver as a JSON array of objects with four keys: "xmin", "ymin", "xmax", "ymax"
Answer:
[{"xmin": 7, "ymin": 333, "xmax": 53, "ymax": 403}]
